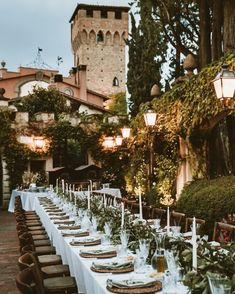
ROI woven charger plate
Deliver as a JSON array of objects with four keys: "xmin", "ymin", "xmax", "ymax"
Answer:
[
  {"xmin": 70, "ymin": 239, "xmax": 101, "ymax": 246},
  {"xmin": 62, "ymin": 232, "xmax": 89, "ymax": 238},
  {"xmin": 91, "ymin": 264, "xmax": 134, "ymax": 274},
  {"xmin": 106, "ymin": 281, "xmax": 162, "ymax": 294},
  {"xmin": 80, "ymin": 251, "xmax": 117, "ymax": 259}
]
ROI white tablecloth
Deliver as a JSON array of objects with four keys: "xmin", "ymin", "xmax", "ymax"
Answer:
[
  {"xmin": 8, "ymin": 190, "xmax": 48, "ymax": 212},
  {"xmin": 94, "ymin": 189, "xmax": 121, "ymax": 198},
  {"xmin": 35, "ymin": 197, "xmax": 188, "ymax": 294}
]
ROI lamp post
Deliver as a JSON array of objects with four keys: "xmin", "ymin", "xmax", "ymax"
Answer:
[
  {"xmin": 144, "ymin": 108, "xmax": 157, "ymax": 190},
  {"xmin": 212, "ymin": 64, "xmax": 235, "ymax": 107},
  {"xmin": 121, "ymin": 126, "xmax": 131, "ymax": 139}
]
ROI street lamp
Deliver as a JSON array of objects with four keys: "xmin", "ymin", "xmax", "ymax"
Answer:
[
  {"xmin": 212, "ymin": 64, "xmax": 235, "ymax": 107},
  {"xmin": 144, "ymin": 108, "xmax": 157, "ymax": 190},
  {"xmin": 103, "ymin": 136, "xmax": 115, "ymax": 149},
  {"xmin": 121, "ymin": 126, "xmax": 131, "ymax": 139},
  {"xmin": 115, "ymin": 135, "xmax": 123, "ymax": 146}
]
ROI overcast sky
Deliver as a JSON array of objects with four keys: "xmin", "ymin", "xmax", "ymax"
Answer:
[{"xmin": 0, "ymin": 0, "xmax": 130, "ymax": 76}]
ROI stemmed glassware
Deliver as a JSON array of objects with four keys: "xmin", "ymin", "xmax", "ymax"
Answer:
[{"xmin": 102, "ymin": 222, "xmax": 112, "ymax": 245}]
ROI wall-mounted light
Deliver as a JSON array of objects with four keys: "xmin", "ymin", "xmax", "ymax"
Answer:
[
  {"xmin": 102, "ymin": 136, "xmax": 115, "ymax": 149},
  {"xmin": 115, "ymin": 135, "xmax": 123, "ymax": 146},
  {"xmin": 121, "ymin": 126, "xmax": 131, "ymax": 138},
  {"xmin": 33, "ymin": 136, "xmax": 45, "ymax": 150},
  {"xmin": 144, "ymin": 109, "xmax": 157, "ymax": 127},
  {"xmin": 212, "ymin": 64, "xmax": 235, "ymax": 107}
]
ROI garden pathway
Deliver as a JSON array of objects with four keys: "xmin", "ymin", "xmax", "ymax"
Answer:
[{"xmin": 0, "ymin": 209, "xmax": 20, "ymax": 293}]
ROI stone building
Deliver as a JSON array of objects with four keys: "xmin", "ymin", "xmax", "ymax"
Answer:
[
  {"xmin": 70, "ymin": 4, "xmax": 129, "ymax": 96},
  {"xmin": 0, "ymin": 62, "xmax": 109, "ymax": 208}
]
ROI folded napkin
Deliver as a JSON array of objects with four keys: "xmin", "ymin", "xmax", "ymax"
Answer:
[
  {"xmin": 80, "ymin": 249, "xmax": 116, "ymax": 255},
  {"xmin": 92, "ymin": 261, "xmax": 132, "ymax": 270},
  {"xmin": 50, "ymin": 215, "xmax": 69, "ymax": 220},
  {"xmin": 62, "ymin": 229, "xmax": 88, "ymax": 237},
  {"xmin": 107, "ymin": 278, "xmax": 157, "ymax": 289}
]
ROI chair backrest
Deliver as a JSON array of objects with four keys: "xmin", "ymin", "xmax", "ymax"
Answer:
[
  {"xmin": 212, "ymin": 222, "xmax": 235, "ymax": 243},
  {"xmin": 15, "ymin": 267, "xmax": 35, "ymax": 294},
  {"xmin": 170, "ymin": 211, "xmax": 186, "ymax": 227},
  {"xmin": 21, "ymin": 244, "xmax": 35, "ymax": 256},
  {"xmin": 29, "ymin": 253, "xmax": 45, "ymax": 293},
  {"xmin": 18, "ymin": 252, "xmax": 33, "ymax": 271},
  {"xmin": 130, "ymin": 202, "xmax": 139, "ymax": 214},
  {"xmin": 185, "ymin": 217, "xmax": 206, "ymax": 233},
  {"xmin": 151, "ymin": 208, "xmax": 166, "ymax": 220},
  {"xmin": 143, "ymin": 206, "xmax": 152, "ymax": 219}
]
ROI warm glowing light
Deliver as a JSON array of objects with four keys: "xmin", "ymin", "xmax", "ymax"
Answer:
[
  {"xmin": 212, "ymin": 64, "xmax": 235, "ymax": 105},
  {"xmin": 121, "ymin": 126, "xmax": 131, "ymax": 138},
  {"xmin": 115, "ymin": 135, "xmax": 123, "ymax": 146},
  {"xmin": 103, "ymin": 136, "xmax": 115, "ymax": 149},
  {"xmin": 144, "ymin": 109, "xmax": 157, "ymax": 127}
]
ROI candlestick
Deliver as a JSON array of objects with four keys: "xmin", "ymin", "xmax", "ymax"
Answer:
[
  {"xmin": 72, "ymin": 184, "xmax": 75, "ymax": 192},
  {"xmin": 192, "ymin": 217, "xmax": 197, "ymax": 271},
  {"xmin": 69, "ymin": 188, "xmax": 72, "ymax": 201},
  {"xmin": 56, "ymin": 178, "xmax": 58, "ymax": 194},
  {"xmin": 74, "ymin": 193, "xmax": 77, "ymax": 206},
  {"xmin": 138, "ymin": 186, "xmax": 143, "ymax": 219},
  {"xmin": 167, "ymin": 207, "xmax": 170, "ymax": 234},
  {"xmin": 104, "ymin": 194, "xmax": 106, "ymax": 208},
  {"xmin": 61, "ymin": 179, "xmax": 65, "ymax": 194},
  {"xmin": 89, "ymin": 180, "xmax": 93, "ymax": 194},
  {"xmin": 88, "ymin": 186, "xmax": 91, "ymax": 210},
  {"xmin": 121, "ymin": 202, "xmax": 124, "ymax": 228}
]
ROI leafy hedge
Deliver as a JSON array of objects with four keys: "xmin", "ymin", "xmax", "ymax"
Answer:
[{"xmin": 176, "ymin": 176, "xmax": 235, "ymax": 237}]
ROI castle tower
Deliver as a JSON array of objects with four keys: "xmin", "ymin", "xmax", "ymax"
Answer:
[{"xmin": 70, "ymin": 4, "xmax": 129, "ymax": 96}]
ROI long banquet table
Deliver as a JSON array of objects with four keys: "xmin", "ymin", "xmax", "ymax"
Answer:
[
  {"xmin": 8, "ymin": 189, "xmax": 48, "ymax": 213},
  {"xmin": 35, "ymin": 196, "xmax": 188, "ymax": 294}
]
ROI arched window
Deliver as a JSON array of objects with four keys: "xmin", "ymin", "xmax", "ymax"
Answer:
[
  {"xmin": 97, "ymin": 30, "xmax": 104, "ymax": 42},
  {"xmin": 112, "ymin": 77, "xmax": 119, "ymax": 87}
]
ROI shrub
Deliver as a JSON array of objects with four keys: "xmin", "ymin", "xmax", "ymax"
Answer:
[{"xmin": 176, "ymin": 176, "xmax": 235, "ymax": 237}]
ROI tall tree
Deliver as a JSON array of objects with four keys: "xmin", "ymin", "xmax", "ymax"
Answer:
[{"xmin": 126, "ymin": 0, "xmax": 166, "ymax": 118}]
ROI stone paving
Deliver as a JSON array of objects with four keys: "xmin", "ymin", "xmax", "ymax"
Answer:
[{"xmin": 0, "ymin": 209, "xmax": 20, "ymax": 293}]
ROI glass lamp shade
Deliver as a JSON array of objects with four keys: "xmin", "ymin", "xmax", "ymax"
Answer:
[
  {"xmin": 115, "ymin": 135, "xmax": 123, "ymax": 146},
  {"xmin": 34, "ymin": 137, "xmax": 45, "ymax": 149},
  {"xmin": 103, "ymin": 136, "xmax": 115, "ymax": 149},
  {"xmin": 121, "ymin": 126, "xmax": 131, "ymax": 138},
  {"xmin": 144, "ymin": 109, "xmax": 157, "ymax": 127},
  {"xmin": 212, "ymin": 64, "xmax": 235, "ymax": 100}
]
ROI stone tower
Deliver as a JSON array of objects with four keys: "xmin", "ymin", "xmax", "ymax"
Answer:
[{"xmin": 70, "ymin": 4, "xmax": 129, "ymax": 96}]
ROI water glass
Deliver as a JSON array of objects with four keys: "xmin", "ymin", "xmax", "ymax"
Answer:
[{"xmin": 207, "ymin": 273, "xmax": 232, "ymax": 294}]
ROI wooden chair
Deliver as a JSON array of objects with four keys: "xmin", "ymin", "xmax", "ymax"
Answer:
[
  {"xmin": 143, "ymin": 205, "xmax": 152, "ymax": 219},
  {"xmin": 185, "ymin": 217, "xmax": 206, "ymax": 234},
  {"xmin": 170, "ymin": 211, "xmax": 186, "ymax": 227},
  {"xmin": 29, "ymin": 253, "xmax": 78, "ymax": 293},
  {"xmin": 15, "ymin": 267, "xmax": 36, "ymax": 294},
  {"xmin": 151, "ymin": 208, "xmax": 166, "ymax": 220},
  {"xmin": 19, "ymin": 232, "xmax": 55, "ymax": 255},
  {"xmin": 130, "ymin": 202, "xmax": 140, "ymax": 214},
  {"xmin": 21, "ymin": 245, "xmax": 62, "ymax": 267},
  {"xmin": 19, "ymin": 252, "xmax": 70, "ymax": 279},
  {"xmin": 212, "ymin": 222, "xmax": 235, "ymax": 243}
]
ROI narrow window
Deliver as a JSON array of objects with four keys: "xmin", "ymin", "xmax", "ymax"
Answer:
[
  {"xmin": 97, "ymin": 31, "xmax": 104, "ymax": 42},
  {"xmin": 115, "ymin": 11, "xmax": 122, "ymax": 19},
  {"xmin": 101, "ymin": 10, "xmax": 107, "ymax": 18},
  {"xmin": 113, "ymin": 77, "xmax": 119, "ymax": 86},
  {"xmin": 86, "ymin": 9, "xmax": 93, "ymax": 17}
]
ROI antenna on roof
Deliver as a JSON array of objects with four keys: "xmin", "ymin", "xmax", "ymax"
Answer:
[{"xmin": 26, "ymin": 47, "xmax": 52, "ymax": 69}]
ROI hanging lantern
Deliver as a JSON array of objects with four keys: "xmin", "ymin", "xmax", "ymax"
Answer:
[
  {"xmin": 212, "ymin": 64, "xmax": 235, "ymax": 106},
  {"xmin": 144, "ymin": 109, "xmax": 157, "ymax": 127},
  {"xmin": 115, "ymin": 135, "xmax": 123, "ymax": 146},
  {"xmin": 121, "ymin": 126, "xmax": 131, "ymax": 138}
]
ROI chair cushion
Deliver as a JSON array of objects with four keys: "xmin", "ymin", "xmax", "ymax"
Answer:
[
  {"xmin": 28, "ymin": 226, "xmax": 44, "ymax": 231},
  {"xmin": 44, "ymin": 276, "xmax": 77, "ymax": 290},
  {"xmin": 42, "ymin": 264, "xmax": 70, "ymax": 277},
  {"xmin": 32, "ymin": 234, "xmax": 49, "ymax": 240},
  {"xmin": 34, "ymin": 239, "xmax": 51, "ymax": 247},
  {"xmin": 35, "ymin": 246, "xmax": 55, "ymax": 255},
  {"xmin": 38, "ymin": 255, "xmax": 62, "ymax": 266}
]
